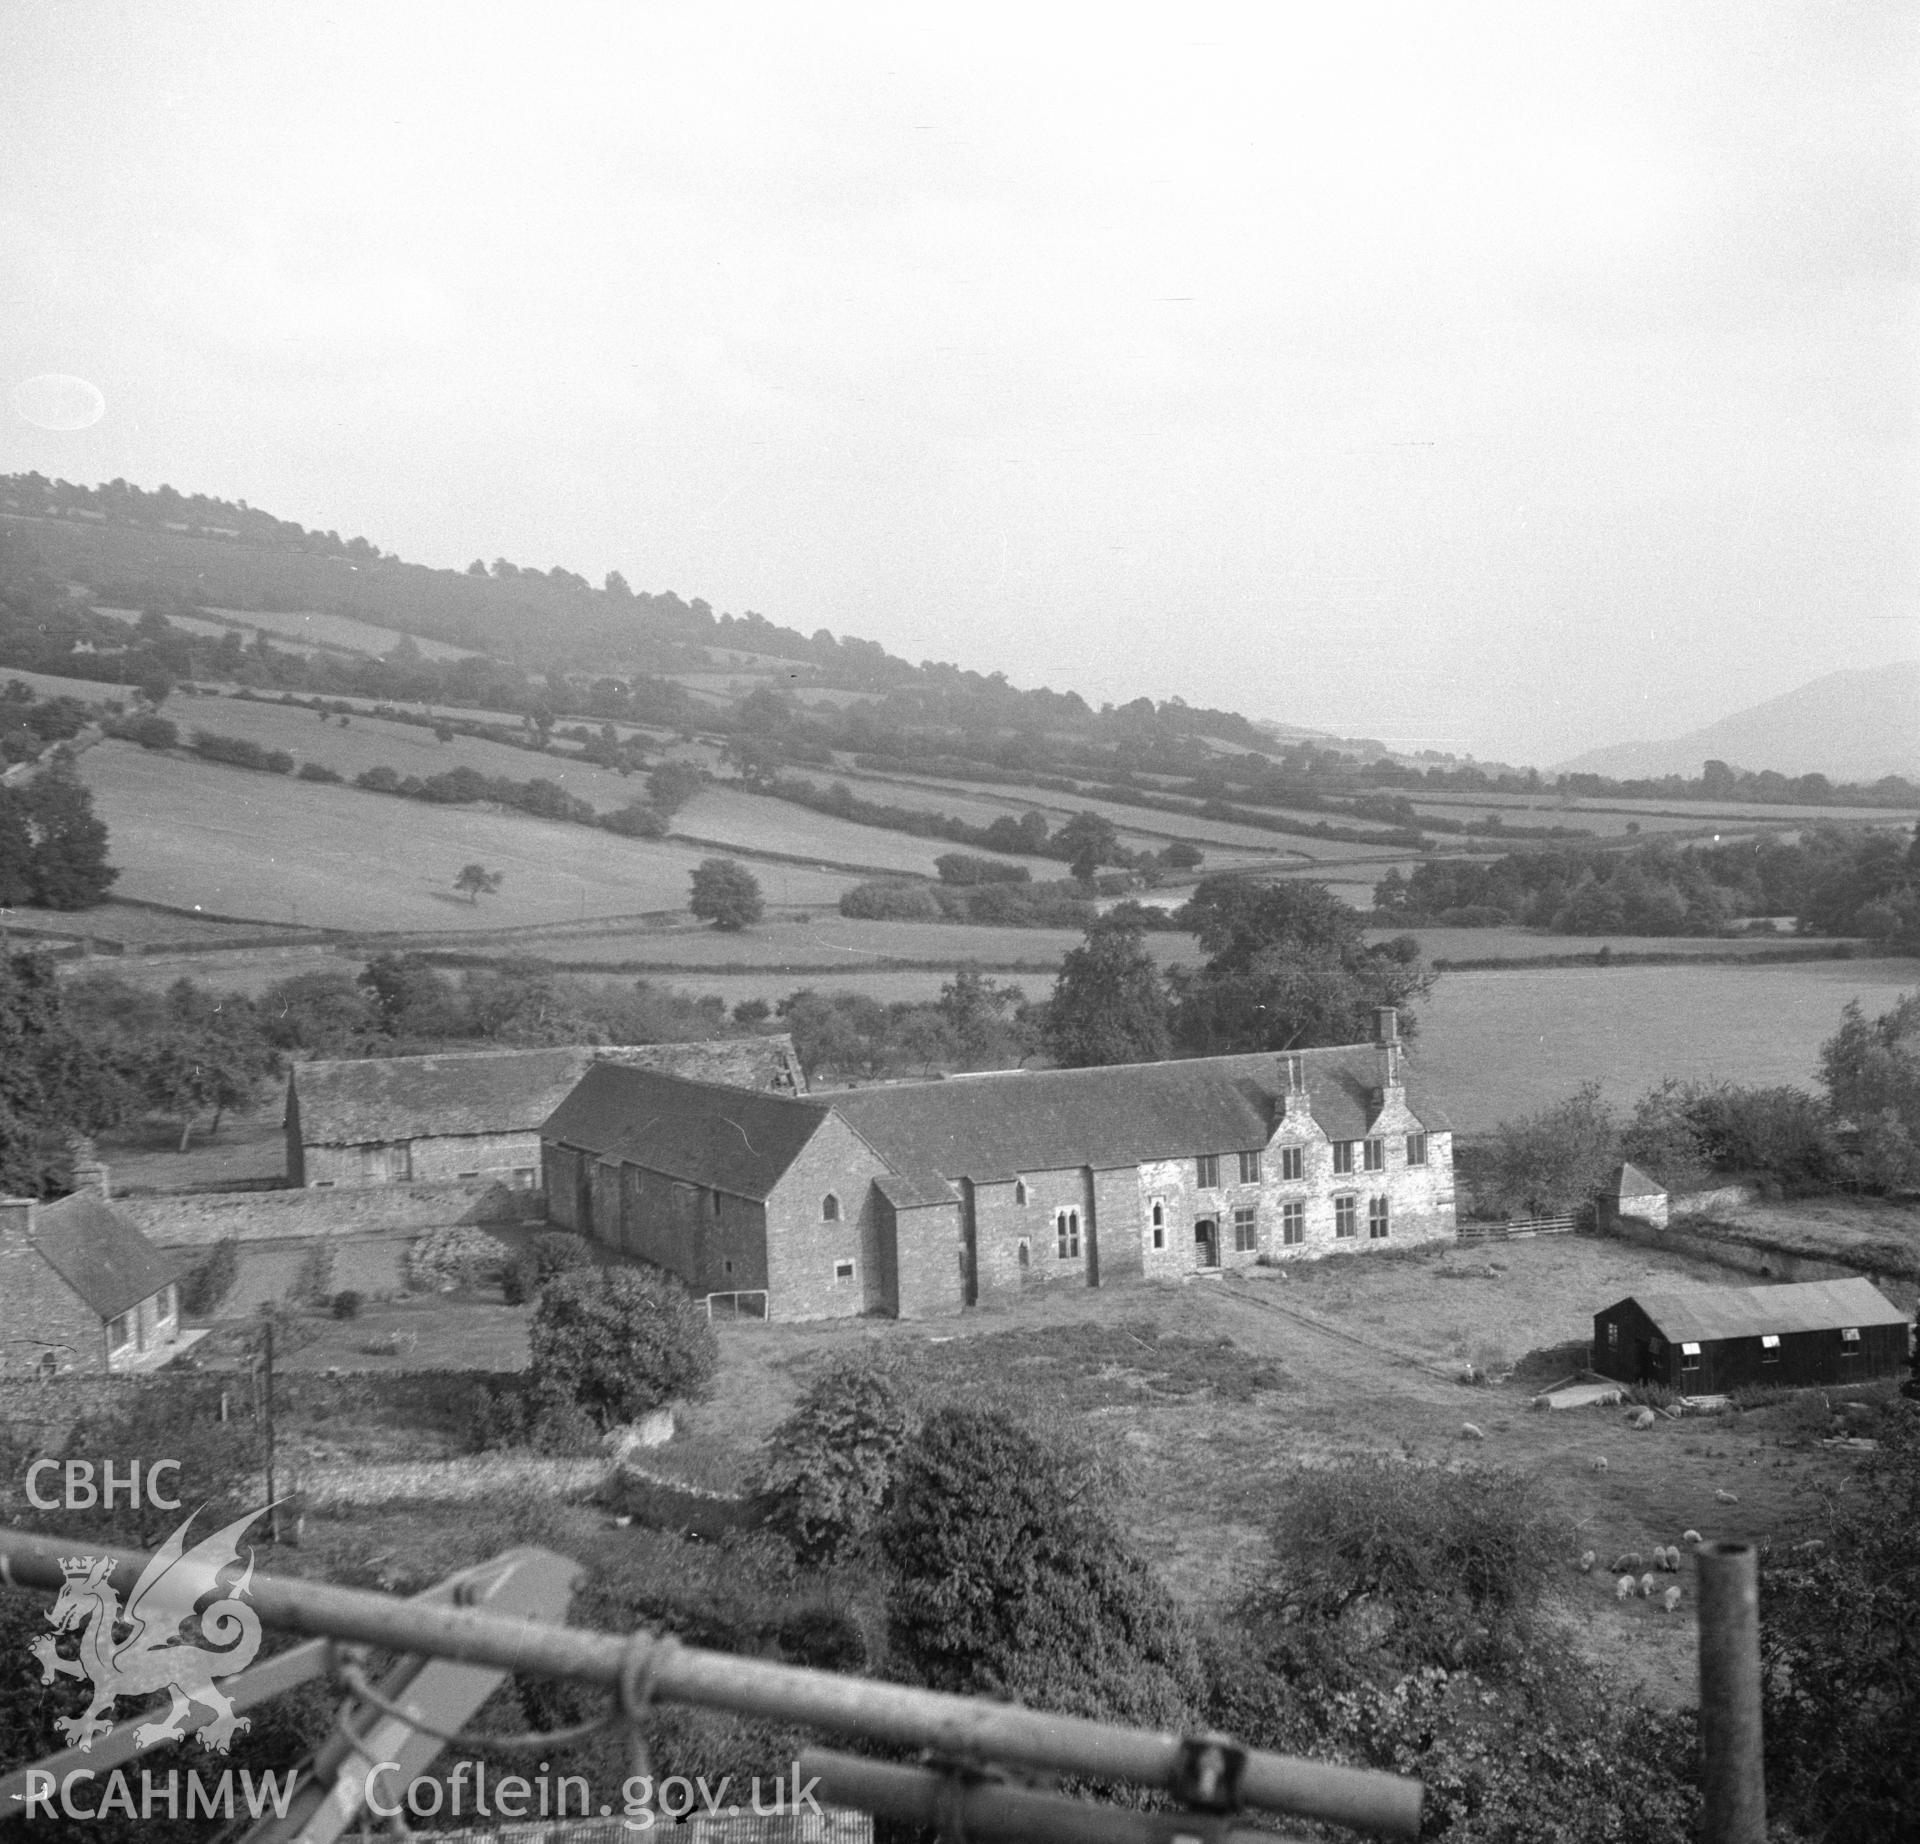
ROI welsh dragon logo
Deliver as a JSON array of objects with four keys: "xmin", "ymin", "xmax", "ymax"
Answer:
[{"xmin": 29, "ymin": 1505, "xmax": 269, "ymax": 1753}]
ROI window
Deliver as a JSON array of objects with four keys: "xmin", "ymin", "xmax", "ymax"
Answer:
[
  {"xmin": 1363, "ymin": 1138, "xmax": 1385, "ymax": 1173},
  {"xmin": 1150, "ymin": 1199, "xmax": 1165, "ymax": 1250},
  {"xmin": 1406, "ymin": 1132, "xmax": 1428, "ymax": 1166},
  {"xmin": 821, "ymin": 1193, "xmax": 840, "ymax": 1222},
  {"xmin": 457, "ymin": 1169, "xmax": 480, "ymax": 1179},
  {"xmin": 1014, "ymin": 1179, "xmax": 1028, "ymax": 1205},
  {"xmin": 1195, "ymin": 1154, "xmax": 1220, "ymax": 1190},
  {"xmin": 1760, "ymin": 1334, "xmax": 1780, "ymax": 1365},
  {"xmin": 1606, "ymin": 1322, "xmax": 1619, "ymax": 1349},
  {"xmin": 1282, "ymin": 1201, "xmax": 1305, "ymax": 1245},
  {"xmin": 833, "ymin": 1260, "xmax": 856, "ymax": 1284},
  {"xmin": 513, "ymin": 1166, "xmax": 536, "ymax": 1187},
  {"xmin": 722, "ymin": 1259, "xmax": 735, "ymax": 1278},
  {"xmin": 1279, "ymin": 1145, "xmax": 1304, "ymax": 1182},
  {"xmin": 1841, "ymin": 1327, "xmax": 1861, "ymax": 1356},
  {"xmin": 1680, "ymin": 1342, "xmax": 1701, "ymax": 1373},
  {"xmin": 108, "ymin": 1314, "xmax": 131, "ymax": 1349},
  {"xmin": 1332, "ymin": 1141, "xmax": 1356, "ymax": 1175},
  {"xmin": 1334, "ymin": 1196, "xmax": 1357, "ymax": 1238},
  {"xmin": 1368, "ymin": 1196, "xmax": 1390, "ymax": 1240},
  {"xmin": 1017, "ymin": 1239, "xmax": 1030, "ymax": 1268},
  {"xmin": 1238, "ymin": 1150, "xmax": 1262, "ymax": 1184},
  {"xmin": 711, "ymin": 1189, "xmax": 722, "ymax": 1218},
  {"xmin": 1233, "ymin": 1205, "xmax": 1258, "ymax": 1252},
  {"xmin": 1056, "ymin": 1208, "xmax": 1081, "ymax": 1258}
]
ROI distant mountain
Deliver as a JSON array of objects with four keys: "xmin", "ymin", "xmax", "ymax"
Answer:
[{"xmin": 1554, "ymin": 661, "xmax": 1920, "ymax": 783}]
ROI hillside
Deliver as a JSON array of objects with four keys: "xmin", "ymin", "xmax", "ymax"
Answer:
[{"xmin": 1556, "ymin": 661, "xmax": 1920, "ymax": 784}]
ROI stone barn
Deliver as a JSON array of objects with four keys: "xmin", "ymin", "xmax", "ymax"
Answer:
[
  {"xmin": 541, "ymin": 1008, "xmax": 1456, "ymax": 1320},
  {"xmin": 286, "ymin": 1037, "xmax": 804, "ymax": 1188},
  {"xmin": 1596, "ymin": 1161, "xmax": 1669, "ymax": 1233},
  {"xmin": 1592, "ymin": 1277, "xmax": 1911, "ymax": 1392},
  {"xmin": 0, "ymin": 1190, "xmax": 184, "ymax": 1376}
]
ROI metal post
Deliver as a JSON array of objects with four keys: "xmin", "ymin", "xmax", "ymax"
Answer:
[
  {"xmin": 0, "ymin": 1528, "xmax": 1421, "ymax": 1839},
  {"xmin": 1697, "ymin": 1541, "xmax": 1766, "ymax": 1844}
]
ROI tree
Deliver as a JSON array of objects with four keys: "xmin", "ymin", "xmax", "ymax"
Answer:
[
  {"xmin": 1821, "ymin": 993, "xmax": 1920, "ymax": 1189},
  {"xmin": 453, "ymin": 862, "xmax": 505, "ymax": 904},
  {"xmin": 936, "ymin": 964, "xmax": 1026, "ymax": 1068},
  {"xmin": 19, "ymin": 766, "xmax": 116, "ymax": 908},
  {"xmin": 1170, "ymin": 873, "xmax": 1434, "ymax": 1055},
  {"xmin": 690, "ymin": 857, "xmax": 764, "ymax": 931},
  {"xmin": 259, "ymin": 968, "xmax": 377, "ymax": 1055},
  {"xmin": 881, "ymin": 1405, "xmax": 1203, "ymax": 1728},
  {"xmin": 0, "ymin": 791, "xmax": 34, "ymax": 906},
  {"xmin": 756, "ymin": 1358, "xmax": 911, "ymax": 1563},
  {"xmin": 527, "ymin": 1267, "xmax": 719, "ymax": 1429},
  {"xmin": 1476, "ymin": 1081, "xmax": 1618, "ymax": 1218},
  {"xmin": 1053, "ymin": 810, "xmax": 1120, "ymax": 884},
  {"xmin": 1044, "ymin": 923, "xmax": 1171, "ymax": 1067}
]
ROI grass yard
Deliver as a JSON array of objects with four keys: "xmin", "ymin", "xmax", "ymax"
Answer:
[{"xmin": 77, "ymin": 739, "xmax": 855, "ymax": 930}]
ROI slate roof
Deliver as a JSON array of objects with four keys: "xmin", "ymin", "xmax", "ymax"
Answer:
[
  {"xmin": 31, "ymin": 1192, "xmax": 181, "ymax": 1321},
  {"xmin": 873, "ymin": 1171, "xmax": 961, "ymax": 1210},
  {"xmin": 291, "ymin": 1037, "xmax": 803, "ymax": 1146},
  {"xmin": 1602, "ymin": 1162, "xmax": 1667, "ymax": 1198},
  {"xmin": 833, "ymin": 1045, "xmax": 1448, "ymax": 1183},
  {"xmin": 541, "ymin": 1063, "xmax": 833, "ymax": 1201},
  {"xmin": 1609, "ymin": 1278, "xmax": 1908, "ymax": 1343}
]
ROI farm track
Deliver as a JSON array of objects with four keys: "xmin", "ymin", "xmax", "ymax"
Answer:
[{"xmin": 1221, "ymin": 1280, "xmax": 1463, "ymax": 1381}]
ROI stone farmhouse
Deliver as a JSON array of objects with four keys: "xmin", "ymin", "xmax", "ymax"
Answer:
[
  {"xmin": 285, "ymin": 1037, "xmax": 804, "ymax": 1188},
  {"xmin": 0, "ymin": 1188, "xmax": 184, "ymax": 1376},
  {"xmin": 540, "ymin": 1008, "xmax": 1454, "ymax": 1320}
]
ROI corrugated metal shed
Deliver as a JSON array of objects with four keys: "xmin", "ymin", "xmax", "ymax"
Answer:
[
  {"xmin": 31, "ymin": 1192, "xmax": 181, "ymax": 1320},
  {"xmin": 291, "ymin": 1037, "xmax": 803, "ymax": 1146},
  {"xmin": 1620, "ymin": 1278, "xmax": 1907, "ymax": 1342},
  {"xmin": 542, "ymin": 1063, "xmax": 832, "ymax": 1200}
]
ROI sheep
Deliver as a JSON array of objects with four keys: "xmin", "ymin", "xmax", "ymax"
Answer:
[
  {"xmin": 1681, "ymin": 1528, "xmax": 1703, "ymax": 1547},
  {"xmin": 1715, "ymin": 1489, "xmax": 1740, "ymax": 1505},
  {"xmin": 1639, "ymin": 1572, "xmax": 1657, "ymax": 1598},
  {"xmin": 1608, "ymin": 1550, "xmax": 1646, "ymax": 1574},
  {"xmin": 1460, "ymin": 1422, "xmax": 1486, "ymax": 1441},
  {"xmin": 1589, "ymin": 1455, "xmax": 1609, "ymax": 1473},
  {"xmin": 1616, "ymin": 1574, "xmax": 1636, "ymax": 1600},
  {"xmin": 1628, "ymin": 1407, "xmax": 1657, "ymax": 1430},
  {"xmin": 1578, "ymin": 1550, "xmax": 1597, "ymax": 1573},
  {"xmin": 1662, "ymin": 1585, "xmax": 1683, "ymax": 1614}
]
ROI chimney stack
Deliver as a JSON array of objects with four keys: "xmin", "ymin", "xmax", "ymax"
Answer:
[
  {"xmin": 1278, "ymin": 1054, "xmax": 1312, "ymax": 1123},
  {"xmin": 1374, "ymin": 1007, "xmax": 1399, "ymax": 1046}
]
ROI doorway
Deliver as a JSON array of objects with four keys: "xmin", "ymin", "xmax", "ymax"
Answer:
[{"xmin": 1194, "ymin": 1218, "xmax": 1219, "ymax": 1269}]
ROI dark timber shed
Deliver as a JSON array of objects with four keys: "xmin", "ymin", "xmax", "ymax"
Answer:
[{"xmin": 1593, "ymin": 1278, "xmax": 1911, "ymax": 1392}]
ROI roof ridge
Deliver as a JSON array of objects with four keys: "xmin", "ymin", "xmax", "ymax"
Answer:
[
  {"xmin": 863, "ymin": 1041, "xmax": 1384, "ymax": 1095},
  {"xmin": 580, "ymin": 1061, "xmax": 829, "ymax": 1113}
]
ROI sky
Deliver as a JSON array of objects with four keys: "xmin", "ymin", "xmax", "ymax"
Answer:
[{"xmin": 1, "ymin": 2, "xmax": 1914, "ymax": 766}]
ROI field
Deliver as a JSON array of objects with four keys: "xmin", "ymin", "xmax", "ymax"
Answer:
[{"xmin": 76, "ymin": 739, "xmax": 856, "ymax": 930}]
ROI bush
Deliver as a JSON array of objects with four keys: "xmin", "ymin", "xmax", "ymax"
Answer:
[
  {"xmin": 292, "ymin": 1242, "xmax": 336, "ymax": 1306},
  {"xmin": 1477, "ymin": 1082, "xmax": 1618, "ymax": 1218},
  {"xmin": 179, "ymin": 1237, "xmax": 240, "ymax": 1317},
  {"xmin": 1249, "ymin": 1454, "xmax": 1562, "ymax": 1672},
  {"xmin": 882, "ymin": 1404, "xmax": 1203, "ymax": 1727},
  {"xmin": 935, "ymin": 853, "xmax": 1030, "ymax": 886},
  {"xmin": 757, "ymin": 1358, "xmax": 911, "ymax": 1563},
  {"xmin": 329, "ymin": 1289, "xmax": 364, "ymax": 1320},
  {"xmin": 533, "ymin": 1230, "xmax": 596, "ymax": 1280},
  {"xmin": 501, "ymin": 1253, "xmax": 541, "ymax": 1306},
  {"xmin": 778, "ymin": 1603, "xmax": 870, "ymax": 1672},
  {"xmin": 297, "ymin": 760, "xmax": 343, "ymax": 783},
  {"xmin": 601, "ymin": 802, "xmax": 669, "ymax": 838},
  {"xmin": 1688, "ymin": 1083, "xmax": 1842, "ymax": 1190},
  {"xmin": 189, "ymin": 730, "xmax": 294, "ymax": 774},
  {"xmin": 527, "ymin": 1267, "xmax": 719, "ymax": 1429},
  {"xmin": 105, "ymin": 713, "xmax": 178, "ymax": 750},
  {"xmin": 839, "ymin": 879, "xmax": 943, "ymax": 921},
  {"xmin": 406, "ymin": 1225, "xmax": 509, "ymax": 1293}
]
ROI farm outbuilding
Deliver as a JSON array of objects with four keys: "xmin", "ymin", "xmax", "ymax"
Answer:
[
  {"xmin": 1592, "ymin": 1278, "xmax": 1912, "ymax": 1392},
  {"xmin": 286, "ymin": 1037, "xmax": 805, "ymax": 1188}
]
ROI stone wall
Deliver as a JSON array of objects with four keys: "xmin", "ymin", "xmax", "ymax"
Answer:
[{"xmin": 120, "ymin": 1179, "xmax": 544, "ymax": 1249}]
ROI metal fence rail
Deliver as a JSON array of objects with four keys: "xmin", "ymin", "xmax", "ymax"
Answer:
[{"xmin": 0, "ymin": 1526, "xmax": 1423, "ymax": 1840}]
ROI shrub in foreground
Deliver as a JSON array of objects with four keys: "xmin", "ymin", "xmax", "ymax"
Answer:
[{"xmin": 528, "ymin": 1266, "xmax": 718, "ymax": 1429}]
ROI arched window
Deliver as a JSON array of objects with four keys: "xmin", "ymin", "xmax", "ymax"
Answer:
[
  {"xmin": 1017, "ymin": 1238, "xmax": 1031, "ymax": 1268},
  {"xmin": 1151, "ymin": 1200, "xmax": 1164, "ymax": 1227},
  {"xmin": 822, "ymin": 1193, "xmax": 841, "ymax": 1222},
  {"xmin": 1014, "ymin": 1179, "xmax": 1028, "ymax": 1206}
]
